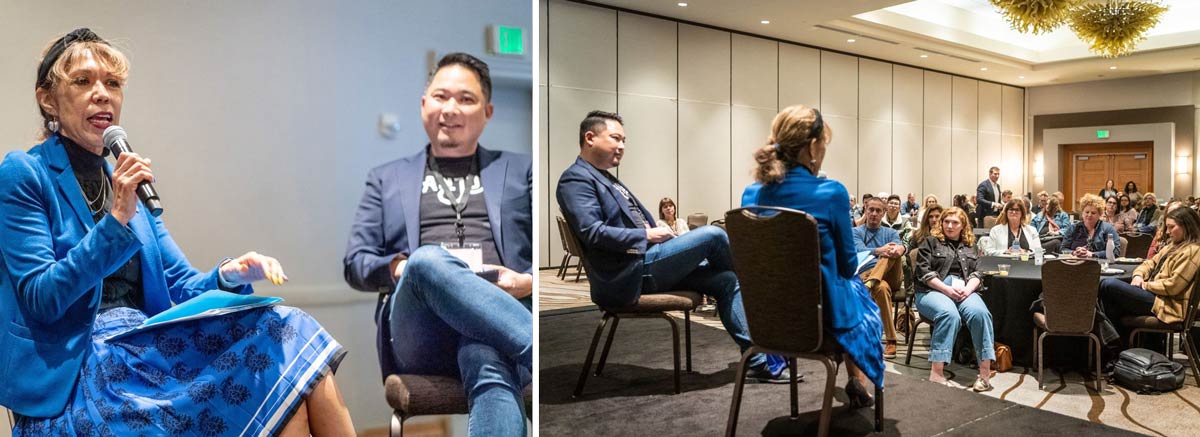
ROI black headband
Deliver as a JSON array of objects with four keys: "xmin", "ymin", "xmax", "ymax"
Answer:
[{"xmin": 36, "ymin": 28, "xmax": 106, "ymax": 89}]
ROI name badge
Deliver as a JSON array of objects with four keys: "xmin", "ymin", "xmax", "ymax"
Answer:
[{"xmin": 442, "ymin": 242, "xmax": 483, "ymax": 272}]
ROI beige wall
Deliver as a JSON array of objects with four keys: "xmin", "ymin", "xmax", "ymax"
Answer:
[{"xmin": 541, "ymin": 0, "xmax": 1025, "ymax": 266}]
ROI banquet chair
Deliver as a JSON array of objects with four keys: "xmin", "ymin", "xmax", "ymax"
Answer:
[
  {"xmin": 385, "ymin": 374, "xmax": 532, "ymax": 437},
  {"xmin": 556, "ymin": 216, "xmax": 586, "ymax": 281},
  {"xmin": 1122, "ymin": 270, "xmax": 1200, "ymax": 387},
  {"xmin": 983, "ymin": 215, "xmax": 998, "ymax": 229},
  {"xmin": 686, "ymin": 213, "xmax": 709, "ymax": 230},
  {"xmin": 1119, "ymin": 236, "xmax": 1128, "ymax": 257},
  {"xmin": 1033, "ymin": 259, "xmax": 1103, "ymax": 391},
  {"xmin": 1122, "ymin": 232, "xmax": 1153, "ymax": 259},
  {"xmin": 724, "ymin": 206, "xmax": 883, "ymax": 437}
]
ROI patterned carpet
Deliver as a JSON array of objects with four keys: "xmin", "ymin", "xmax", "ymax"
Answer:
[{"xmin": 538, "ymin": 270, "xmax": 1200, "ymax": 436}]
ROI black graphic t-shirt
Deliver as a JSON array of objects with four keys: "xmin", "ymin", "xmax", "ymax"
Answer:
[{"xmin": 418, "ymin": 153, "xmax": 500, "ymax": 265}]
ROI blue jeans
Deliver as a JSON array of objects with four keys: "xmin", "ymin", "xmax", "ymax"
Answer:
[
  {"xmin": 643, "ymin": 225, "xmax": 766, "ymax": 369},
  {"xmin": 1098, "ymin": 277, "xmax": 1156, "ymax": 326},
  {"xmin": 387, "ymin": 246, "xmax": 531, "ymax": 436},
  {"xmin": 916, "ymin": 291, "xmax": 995, "ymax": 363}
]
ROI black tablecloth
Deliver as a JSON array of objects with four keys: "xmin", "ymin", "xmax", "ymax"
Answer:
[{"xmin": 976, "ymin": 256, "xmax": 1136, "ymax": 367}]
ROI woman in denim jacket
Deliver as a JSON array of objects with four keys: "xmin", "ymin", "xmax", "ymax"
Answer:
[{"xmin": 1061, "ymin": 194, "xmax": 1122, "ymax": 258}]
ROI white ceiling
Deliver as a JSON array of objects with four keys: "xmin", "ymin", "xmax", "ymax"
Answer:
[{"xmin": 583, "ymin": 0, "xmax": 1200, "ymax": 87}]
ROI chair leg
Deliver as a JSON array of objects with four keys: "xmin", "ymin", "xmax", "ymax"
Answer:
[
  {"xmin": 789, "ymin": 357, "xmax": 799, "ymax": 418},
  {"xmin": 685, "ymin": 310, "xmax": 693, "ymax": 373},
  {"xmin": 905, "ymin": 320, "xmax": 920, "ymax": 366},
  {"xmin": 557, "ymin": 254, "xmax": 570, "ymax": 279},
  {"xmin": 390, "ymin": 411, "xmax": 404, "ymax": 437},
  {"xmin": 1129, "ymin": 329, "xmax": 1140, "ymax": 350},
  {"xmin": 1168, "ymin": 333, "xmax": 1175, "ymax": 359},
  {"xmin": 663, "ymin": 314, "xmax": 682, "ymax": 394},
  {"xmin": 574, "ymin": 262, "xmax": 584, "ymax": 282},
  {"xmin": 1037, "ymin": 331, "xmax": 1046, "ymax": 390},
  {"xmin": 1090, "ymin": 334, "xmax": 1103, "ymax": 392},
  {"xmin": 573, "ymin": 313, "xmax": 612, "ymax": 398},
  {"xmin": 594, "ymin": 316, "xmax": 621, "ymax": 376},
  {"xmin": 875, "ymin": 384, "xmax": 884, "ymax": 433},
  {"xmin": 817, "ymin": 356, "xmax": 837, "ymax": 437},
  {"xmin": 724, "ymin": 347, "xmax": 758, "ymax": 437},
  {"xmin": 1182, "ymin": 330, "xmax": 1200, "ymax": 388}
]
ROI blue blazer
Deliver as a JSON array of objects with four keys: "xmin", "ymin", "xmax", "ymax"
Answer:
[
  {"xmin": 342, "ymin": 145, "xmax": 533, "ymax": 292},
  {"xmin": 0, "ymin": 135, "xmax": 249, "ymax": 417},
  {"xmin": 556, "ymin": 157, "xmax": 657, "ymax": 308},
  {"xmin": 976, "ymin": 179, "xmax": 1001, "ymax": 217}
]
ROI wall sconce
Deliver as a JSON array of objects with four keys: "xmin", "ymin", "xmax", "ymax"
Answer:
[
  {"xmin": 1178, "ymin": 156, "xmax": 1192, "ymax": 174},
  {"xmin": 1033, "ymin": 157, "xmax": 1044, "ymax": 179}
]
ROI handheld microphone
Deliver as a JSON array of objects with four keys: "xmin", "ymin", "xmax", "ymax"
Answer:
[{"xmin": 102, "ymin": 126, "xmax": 163, "ymax": 217}]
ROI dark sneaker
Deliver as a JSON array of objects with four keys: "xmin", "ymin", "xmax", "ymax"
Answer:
[{"xmin": 745, "ymin": 364, "xmax": 797, "ymax": 384}]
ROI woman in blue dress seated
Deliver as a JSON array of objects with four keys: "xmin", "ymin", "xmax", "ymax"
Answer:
[
  {"xmin": 0, "ymin": 29, "xmax": 353, "ymax": 435},
  {"xmin": 740, "ymin": 105, "xmax": 884, "ymax": 408},
  {"xmin": 913, "ymin": 207, "xmax": 995, "ymax": 392},
  {"xmin": 1060, "ymin": 194, "xmax": 1122, "ymax": 258}
]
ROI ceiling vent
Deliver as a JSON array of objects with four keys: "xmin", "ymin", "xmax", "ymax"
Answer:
[{"xmin": 814, "ymin": 24, "xmax": 900, "ymax": 45}]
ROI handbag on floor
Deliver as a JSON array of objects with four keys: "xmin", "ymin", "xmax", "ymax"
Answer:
[
  {"xmin": 994, "ymin": 343, "xmax": 1012, "ymax": 372},
  {"xmin": 1112, "ymin": 348, "xmax": 1185, "ymax": 394}
]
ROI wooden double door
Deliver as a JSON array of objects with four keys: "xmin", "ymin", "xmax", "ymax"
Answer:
[{"xmin": 1060, "ymin": 141, "xmax": 1153, "ymax": 212}]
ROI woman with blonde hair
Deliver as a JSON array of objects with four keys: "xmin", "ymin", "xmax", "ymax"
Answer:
[
  {"xmin": 741, "ymin": 104, "xmax": 883, "ymax": 408},
  {"xmin": 913, "ymin": 207, "xmax": 995, "ymax": 391},
  {"xmin": 986, "ymin": 199, "xmax": 1043, "ymax": 255},
  {"xmin": 1061, "ymin": 194, "xmax": 1122, "ymax": 258}
]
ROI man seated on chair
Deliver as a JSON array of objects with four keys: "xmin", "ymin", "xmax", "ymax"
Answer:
[
  {"xmin": 343, "ymin": 53, "xmax": 533, "ymax": 435},
  {"xmin": 556, "ymin": 110, "xmax": 782, "ymax": 382},
  {"xmin": 855, "ymin": 196, "xmax": 903, "ymax": 358}
]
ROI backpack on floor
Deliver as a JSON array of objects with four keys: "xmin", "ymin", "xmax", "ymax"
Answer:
[{"xmin": 1112, "ymin": 348, "xmax": 1185, "ymax": 394}]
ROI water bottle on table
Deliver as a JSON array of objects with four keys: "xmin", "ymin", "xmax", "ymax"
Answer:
[{"xmin": 1104, "ymin": 234, "xmax": 1115, "ymax": 270}]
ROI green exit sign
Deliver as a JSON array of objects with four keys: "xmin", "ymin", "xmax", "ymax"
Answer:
[
  {"xmin": 490, "ymin": 25, "xmax": 525, "ymax": 56},
  {"xmin": 1097, "ymin": 129, "xmax": 1110, "ymax": 139}
]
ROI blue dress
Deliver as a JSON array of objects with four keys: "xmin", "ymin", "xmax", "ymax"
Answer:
[{"xmin": 741, "ymin": 166, "xmax": 885, "ymax": 387}]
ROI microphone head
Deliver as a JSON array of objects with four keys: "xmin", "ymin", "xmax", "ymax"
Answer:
[{"xmin": 102, "ymin": 125, "xmax": 127, "ymax": 151}]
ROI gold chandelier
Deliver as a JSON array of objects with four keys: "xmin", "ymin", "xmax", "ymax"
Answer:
[
  {"xmin": 990, "ymin": 0, "xmax": 1079, "ymax": 34},
  {"xmin": 990, "ymin": 0, "xmax": 1169, "ymax": 58},
  {"xmin": 1069, "ymin": 0, "xmax": 1168, "ymax": 58}
]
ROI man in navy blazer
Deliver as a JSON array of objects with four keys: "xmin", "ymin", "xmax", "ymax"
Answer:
[
  {"xmin": 343, "ymin": 53, "xmax": 532, "ymax": 434},
  {"xmin": 976, "ymin": 166, "xmax": 1002, "ymax": 228},
  {"xmin": 557, "ymin": 110, "xmax": 779, "ymax": 380}
]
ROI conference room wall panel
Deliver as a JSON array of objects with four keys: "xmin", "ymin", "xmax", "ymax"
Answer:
[
  {"xmin": 1003, "ymin": 134, "xmax": 1026, "ymax": 196},
  {"xmin": 778, "ymin": 43, "xmax": 822, "ymax": 109},
  {"xmin": 924, "ymin": 126, "xmax": 953, "ymax": 202},
  {"xmin": 732, "ymin": 35, "xmax": 778, "ymax": 110},
  {"xmin": 679, "ymin": 101, "xmax": 733, "ymax": 224},
  {"xmin": 541, "ymin": 1, "xmax": 1027, "ymax": 267},
  {"xmin": 539, "ymin": 0, "xmax": 549, "ymax": 266},
  {"xmin": 859, "ymin": 59, "xmax": 893, "ymax": 123},
  {"xmin": 924, "ymin": 72, "xmax": 952, "ymax": 128},
  {"xmin": 826, "ymin": 115, "xmax": 860, "ymax": 196},
  {"xmin": 893, "ymin": 65, "xmax": 924, "ymax": 126},
  {"xmin": 892, "ymin": 123, "xmax": 925, "ymax": 197},
  {"xmin": 731, "ymin": 106, "xmax": 778, "ymax": 207},
  {"xmin": 547, "ymin": 0, "xmax": 615, "ymax": 90},
  {"xmin": 617, "ymin": 94, "xmax": 679, "ymax": 215},
  {"xmin": 617, "ymin": 12, "xmax": 677, "ymax": 98},
  {"xmin": 821, "ymin": 51, "xmax": 859, "ymax": 119},
  {"xmin": 952, "ymin": 129, "xmax": 980, "ymax": 198},
  {"xmin": 547, "ymin": 87, "xmax": 617, "ymax": 264},
  {"xmin": 679, "ymin": 24, "xmax": 731, "ymax": 104},
  {"xmin": 860, "ymin": 119, "xmax": 894, "ymax": 196}
]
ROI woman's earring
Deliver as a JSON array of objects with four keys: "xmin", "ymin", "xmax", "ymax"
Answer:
[{"xmin": 47, "ymin": 119, "xmax": 60, "ymax": 133}]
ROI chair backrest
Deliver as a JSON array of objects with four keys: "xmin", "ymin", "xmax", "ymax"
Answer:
[
  {"xmin": 557, "ymin": 215, "xmax": 585, "ymax": 257},
  {"xmin": 686, "ymin": 213, "xmax": 708, "ymax": 230},
  {"xmin": 983, "ymin": 215, "xmax": 998, "ymax": 229},
  {"xmin": 555, "ymin": 216, "xmax": 571, "ymax": 252},
  {"xmin": 1119, "ymin": 236, "xmax": 1128, "ymax": 257},
  {"xmin": 1180, "ymin": 268, "xmax": 1200, "ymax": 332},
  {"xmin": 1123, "ymin": 232, "xmax": 1153, "ymax": 259},
  {"xmin": 1040, "ymin": 259, "xmax": 1102, "ymax": 333},
  {"xmin": 725, "ymin": 206, "xmax": 824, "ymax": 353}
]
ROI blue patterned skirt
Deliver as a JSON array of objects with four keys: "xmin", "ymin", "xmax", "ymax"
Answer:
[{"xmin": 13, "ymin": 305, "xmax": 345, "ymax": 436}]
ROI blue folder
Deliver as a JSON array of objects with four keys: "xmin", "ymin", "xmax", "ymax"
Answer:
[{"xmin": 108, "ymin": 289, "xmax": 281, "ymax": 340}]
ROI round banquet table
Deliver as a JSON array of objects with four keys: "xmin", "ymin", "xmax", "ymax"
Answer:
[{"xmin": 976, "ymin": 255, "xmax": 1137, "ymax": 367}]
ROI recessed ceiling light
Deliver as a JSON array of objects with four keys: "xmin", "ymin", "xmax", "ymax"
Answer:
[
  {"xmin": 760, "ymin": 20, "xmax": 770, "ymax": 24},
  {"xmin": 1109, "ymin": 66, "xmax": 1118, "ymax": 70},
  {"xmin": 847, "ymin": 38, "xmax": 856, "ymax": 43},
  {"xmin": 677, "ymin": 2, "xmax": 687, "ymax": 6},
  {"xmin": 919, "ymin": 54, "xmax": 928, "ymax": 58},
  {"xmin": 1018, "ymin": 76, "xmax": 1025, "ymax": 79},
  {"xmin": 980, "ymin": 67, "xmax": 988, "ymax": 71}
]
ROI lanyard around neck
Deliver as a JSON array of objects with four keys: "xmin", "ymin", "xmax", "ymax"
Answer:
[{"xmin": 428, "ymin": 152, "xmax": 478, "ymax": 246}]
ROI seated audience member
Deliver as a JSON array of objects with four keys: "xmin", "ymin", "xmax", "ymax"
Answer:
[
  {"xmin": 1133, "ymin": 193, "xmax": 1161, "ymax": 233},
  {"xmin": 656, "ymin": 197, "xmax": 690, "ymax": 236},
  {"xmin": 557, "ymin": 110, "xmax": 780, "ymax": 381},
  {"xmin": 913, "ymin": 207, "xmax": 994, "ymax": 391},
  {"xmin": 919, "ymin": 194, "xmax": 942, "ymax": 226},
  {"xmin": 1099, "ymin": 207, "xmax": 1200, "ymax": 339},
  {"xmin": 883, "ymin": 194, "xmax": 914, "ymax": 242},
  {"xmin": 854, "ymin": 193, "xmax": 874, "ymax": 226},
  {"xmin": 1147, "ymin": 201, "xmax": 1185, "ymax": 258},
  {"xmin": 1118, "ymin": 194, "xmax": 1139, "ymax": 229},
  {"xmin": 854, "ymin": 197, "xmax": 903, "ymax": 358},
  {"xmin": 851, "ymin": 195, "xmax": 861, "ymax": 222},
  {"xmin": 740, "ymin": 104, "xmax": 884, "ymax": 407},
  {"xmin": 1000, "ymin": 189, "xmax": 1013, "ymax": 206},
  {"xmin": 1124, "ymin": 180, "xmax": 1142, "ymax": 205},
  {"xmin": 1060, "ymin": 194, "xmax": 1122, "ymax": 258},
  {"xmin": 1099, "ymin": 179, "xmax": 1119, "ymax": 199},
  {"xmin": 1032, "ymin": 191, "xmax": 1048, "ymax": 215},
  {"xmin": 986, "ymin": 199, "xmax": 1043, "ymax": 255},
  {"xmin": 907, "ymin": 205, "xmax": 943, "ymax": 252},
  {"xmin": 1031, "ymin": 197, "xmax": 1071, "ymax": 236},
  {"xmin": 903, "ymin": 193, "xmax": 920, "ymax": 216},
  {"xmin": 343, "ymin": 53, "xmax": 534, "ymax": 435},
  {"xmin": 1101, "ymin": 195, "xmax": 1134, "ymax": 233}
]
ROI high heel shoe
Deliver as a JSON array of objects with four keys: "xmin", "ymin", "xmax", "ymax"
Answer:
[{"xmin": 845, "ymin": 379, "xmax": 875, "ymax": 409}]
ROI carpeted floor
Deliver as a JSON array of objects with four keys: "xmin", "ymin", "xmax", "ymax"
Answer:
[{"xmin": 539, "ymin": 307, "xmax": 1141, "ymax": 436}]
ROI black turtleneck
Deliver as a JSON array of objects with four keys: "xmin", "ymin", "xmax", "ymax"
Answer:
[{"xmin": 61, "ymin": 135, "xmax": 144, "ymax": 311}]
